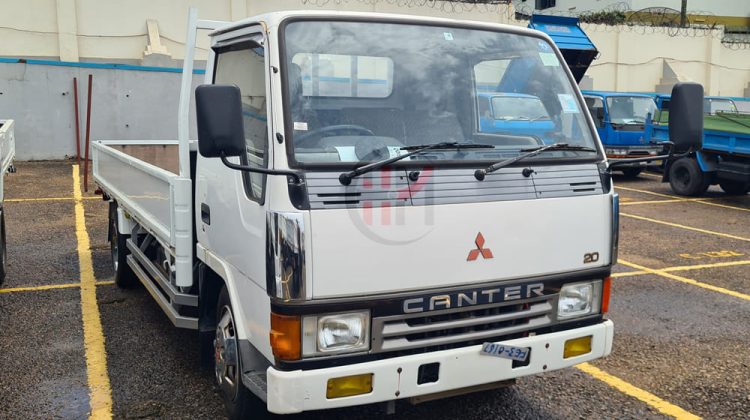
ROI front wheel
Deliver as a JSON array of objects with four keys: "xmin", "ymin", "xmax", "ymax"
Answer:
[
  {"xmin": 719, "ymin": 180, "xmax": 750, "ymax": 195},
  {"xmin": 109, "ymin": 202, "xmax": 137, "ymax": 288},
  {"xmin": 668, "ymin": 158, "xmax": 710, "ymax": 196},
  {"xmin": 215, "ymin": 286, "xmax": 268, "ymax": 419}
]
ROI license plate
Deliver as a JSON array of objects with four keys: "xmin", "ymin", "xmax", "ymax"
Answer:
[{"xmin": 480, "ymin": 342, "xmax": 530, "ymax": 362}]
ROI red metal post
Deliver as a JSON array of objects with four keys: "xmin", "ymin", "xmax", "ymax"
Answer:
[
  {"xmin": 73, "ymin": 77, "xmax": 81, "ymax": 166},
  {"xmin": 83, "ymin": 74, "xmax": 93, "ymax": 192}
]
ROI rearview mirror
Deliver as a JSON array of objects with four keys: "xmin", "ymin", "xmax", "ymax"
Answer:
[
  {"xmin": 195, "ymin": 84, "xmax": 245, "ymax": 158},
  {"xmin": 669, "ymin": 82, "xmax": 703, "ymax": 153}
]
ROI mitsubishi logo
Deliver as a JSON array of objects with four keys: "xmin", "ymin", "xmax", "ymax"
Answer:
[{"xmin": 467, "ymin": 232, "xmax": 493, "ymax": 261}]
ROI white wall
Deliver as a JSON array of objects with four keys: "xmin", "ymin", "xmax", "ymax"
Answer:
[
  {"xmin": 0, "ymin": 0, "xmax": 748, "ymax": 95},
  {"xmin": 513, "ymin": 0, "xmax": 750, "ymax": 16}
]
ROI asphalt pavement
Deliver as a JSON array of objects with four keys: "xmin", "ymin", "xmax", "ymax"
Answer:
[{"xmin": 1, "ymin": 161, "xmax": 748, "ymax": 419}]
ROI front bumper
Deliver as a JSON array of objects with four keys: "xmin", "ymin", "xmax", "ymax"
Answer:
[
  {"xmin": 606, "ymin": 146, "xmax": 663, "ymax": 168},
  {"xmin": 266, "ymin": 319, "xmax": 614, "ymax": 414}
]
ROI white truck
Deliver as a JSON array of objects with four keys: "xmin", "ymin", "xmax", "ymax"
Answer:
[
  {"xmin": 92, "ymin": 10, "xmax": 701, "ymax": 417},
  {"xmin": 0, "ymin": 119, "xmax": 15, "ymax": 284}
]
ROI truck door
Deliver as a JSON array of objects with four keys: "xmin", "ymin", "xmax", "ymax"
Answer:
[
  {"xmin": 584, "ymin": 95, "xmax": 606, "ymax": 141},
  {"xmin": 197, "ymin": 32, "xmax": 270, "ymax": 289}
]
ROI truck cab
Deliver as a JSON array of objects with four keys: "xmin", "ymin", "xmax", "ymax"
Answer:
[
  {"xmin": 582, "ymin": 91, "xmax": 662, "ymax": 178},
  {"xmin": 95, "ymin": 10, "xmax": 619, "ymax": 417}
]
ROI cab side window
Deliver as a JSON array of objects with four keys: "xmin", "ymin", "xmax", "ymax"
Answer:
[
  {"xmin": 214, "ymin": 42, "xmax": 268, "ymax": 202},
  {"xmin": 584, "ymin": 96, "xmax": 605, "ymax": 128}
]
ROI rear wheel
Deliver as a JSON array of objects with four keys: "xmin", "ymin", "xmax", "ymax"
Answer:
[
  {"xmin": 109, "ymin": 202, "xmax": 137, "ymax": 288},
  {"xmin": 215, "ymin": 286, "xmax": 268, "ymax": 419},
  {"xmin": 621, "ymin": 168, "xmax": 643, "ymax": 178},
  {"xmin": 719, "ymin": 180, "xmax": 750, "ymax": 195},
  {"xmin": 668, "ymin": 158, "xmax": 710, "ymax": 196}
]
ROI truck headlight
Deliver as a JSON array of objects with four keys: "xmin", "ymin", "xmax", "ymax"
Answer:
[
  {"xmin": 605, "ymin": 148, "xmax": 628, "ymax": 156},
  {"xmin": 558, "ymin": 281, "xmax": 602, "ymax": 319},
  {"xmin": 302, "ymin": 311, "xmax": 370, "ymax": 356}
]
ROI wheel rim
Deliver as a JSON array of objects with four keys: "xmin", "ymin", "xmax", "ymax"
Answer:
[
  {"xmin": 215, "ymin": 305, "xmax": 239, "ymax": 400},
  {"xmin": 110, "ymin": 222, "xmax": 119, "ymax": 272}
]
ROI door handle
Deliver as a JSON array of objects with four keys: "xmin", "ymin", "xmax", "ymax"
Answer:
[{"xmin": 201, "ymin": 203, "xmax": 211, "ymax": 225}]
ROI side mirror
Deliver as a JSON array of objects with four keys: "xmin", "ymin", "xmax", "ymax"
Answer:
[
  {"xmin": 669, "ymin": 82, "xmax": 703, "ymax": 153},
  {"xmin": 195, "ymin": 84, "xmax": 245, "ymax": 158}
]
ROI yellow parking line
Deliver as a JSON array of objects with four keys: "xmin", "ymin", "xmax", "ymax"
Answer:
[
  {"xmin": 663, "ymin": 259, "xmax": 750, "ymax": 272},
  {"xmin": 612, "ymin": 259, "xmax": 750, "ymax": 278},
  {"xmin": 620, "ymin": 199, "xmax": 684, "ymax": 206},
  {"xmin": 639, "ymin": 172, "xmax": 663, "ymax": 179},
  {"xmin": 612, "ymin": 270, "xmax": 649, "ymax": 278},
  {"xmin": 616, "ymin": 186, "xmax": 750, "ymax": 213},
  {"xmin": 73, "ymin": 165, "xmax": 113, "ymax": 419},
  {"xmin": 616, "ymin": 185, "xmax": 677, "ymax": 199},
  {"xmin": 691, "ymin": 199, "xmax": 750, "ymax": 213},
  {"xmin": 620, "ymin": 259, "xmax": 750, "ymax": 301},
  {"xmin": 576, "ymin": 363, "xmax": 700, "ymax": 420},
  {"xmin": 6, "ymin": 196, "xmax": 99, "ymax": 203},
  {"xmin": 0, "ymin": 281, "xmax": 114, "ymax": 294},
  {"xmin": 620, "ymin": 213, "xmax": 750, "ymax": 242}
]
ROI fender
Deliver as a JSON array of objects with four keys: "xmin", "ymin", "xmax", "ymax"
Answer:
[{"xmin": 196, "ymin": 242, "xmax": 274, "ymax": 363}]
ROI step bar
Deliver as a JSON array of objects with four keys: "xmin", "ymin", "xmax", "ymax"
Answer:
[{"xmin": 126, "ymin": 238, "xmax": 198, "ymax": 330}]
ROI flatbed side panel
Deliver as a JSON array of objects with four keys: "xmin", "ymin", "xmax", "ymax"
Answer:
[
  {"xmin": 93, "ymin": 140, "xmax": 175, "ymax": 244},
  {"xmin": 0, "ymin": 120, "xmax": 15, "ymax": 203},
  {"xmin": 703, "ymin": 129, "xmax": 750, "ymax": 157}
]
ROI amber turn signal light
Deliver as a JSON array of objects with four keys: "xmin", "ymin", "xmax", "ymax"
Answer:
[{"xmin": 270, "ymin": 313, "xmax": 301, "ymax": 361}]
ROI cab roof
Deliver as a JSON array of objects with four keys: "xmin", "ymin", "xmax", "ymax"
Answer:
[{"xmin": 210, "ymin": 10, "xmax": 550, "ymax": 41}]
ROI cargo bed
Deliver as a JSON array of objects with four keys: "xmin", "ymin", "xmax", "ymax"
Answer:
[{"xmin": 92, "ymin": 140, "xmax": 194, "ymax": 289}]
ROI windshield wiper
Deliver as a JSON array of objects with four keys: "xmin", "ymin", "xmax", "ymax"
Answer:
[
  {"xmin": 339, "ymin": 141, "xmax": 495, "ymax": 185},
  {"xmin": 474, "ymin": 143, "xmax": 597, "ymax": 181}
]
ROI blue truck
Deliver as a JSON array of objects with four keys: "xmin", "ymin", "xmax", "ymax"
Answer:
[
  {"xmin": 531, "ymin": 14, "xmax": 750, "ymax": 194},
  {"xmin": 528, "ymin": 15, "xmax": 662, "ymax": 178},
  {"xmin": 581, "ymin": 91, "xmax": 662, "ymax": 177},
  {"xmin": 646, "ymin": 99, "xmax": 750, "ymax": 195}
]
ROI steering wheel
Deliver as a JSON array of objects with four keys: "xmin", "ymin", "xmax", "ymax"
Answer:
[{"xmin": 294, "ymin": 124, "xmax": 375, "ymax": 146}]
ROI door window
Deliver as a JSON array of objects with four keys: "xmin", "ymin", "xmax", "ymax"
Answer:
[
  {"xmin": 584, "ymin": 96, "xmax": 605, "ymax": 128},
  {"xmin": 214, "ymin": 41, "xmax": 268, "ymax": 202}
]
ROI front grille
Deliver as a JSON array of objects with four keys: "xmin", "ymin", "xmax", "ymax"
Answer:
[{"xmin": 371, "ymin": 295, "xmax": 556, "ymax": 353}]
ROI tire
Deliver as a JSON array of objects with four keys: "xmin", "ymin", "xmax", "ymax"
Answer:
[
  {"xmin": 718, "ymin": 180, "xmax": 750, "ymax": 195},
  {"xmin": 668, "ymin": 158, "xmax": 710, "ymax": 196},
  {"xmin": 0, "ymin": 209, "xmax": 6, "ymax": 285},
  {"xmin": 620, "ymin": 168, "xmax": 643, "ymax": 178},
  {"xmin": 215, "ymin": 286, "xmax": 269, "ymax": 419},
  {"xmin": 109, "ymin": 202, "xmax": 138, "ymax": 288}
]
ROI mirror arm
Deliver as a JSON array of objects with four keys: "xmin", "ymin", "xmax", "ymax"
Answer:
[{"xmin": 220, "ymin": 152, "xmax": 303, "ymax": 184}]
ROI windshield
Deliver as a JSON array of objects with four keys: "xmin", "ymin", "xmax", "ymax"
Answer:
[
  {"xmin": 490, "ymin": 95, "xmax": 550, "ymax": 120},
  {"xmin": 283, "ymin": 20, "xmax": 598, "ymax": 166},
  {"xmin": 605, "ymin": 96, "xmax": 658, "ymax": 125}
]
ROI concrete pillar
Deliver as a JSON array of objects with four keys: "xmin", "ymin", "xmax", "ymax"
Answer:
[
  {"xmin": 55, "ymin": 0, "xmax": 79, "ymax": 62},
  {"xmin": 613, "ymin": 30, "xmax": 624, "ymax": 91},
  {"xmin": 705, "ymin": 31, "xmax": 721, "ymax": 95}
]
